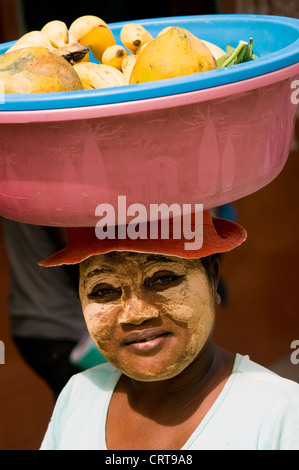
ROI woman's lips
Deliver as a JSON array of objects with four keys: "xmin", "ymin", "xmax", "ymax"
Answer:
[{"xmin": 122, "ymin": 328, "xmax": 171, "ymax": 353}]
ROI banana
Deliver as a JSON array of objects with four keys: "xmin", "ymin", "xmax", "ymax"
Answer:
[
  {"xmin": 5, "ymin": 26, "xmax": 88, "ymax": 64},
  {"xmin": 120, "ymin": 23, "xmax": 153, "ymax": 54},
  {"xmin": 102, "ymin": 44, "xmax": 128, "ymax": 71},
  {"xmin": 5, "ymin": 31, "xmax": 54, "ymax": 53},
  {"xmin": 77, "ymin": 51, "xmax": 90, "ymax": 62},
  {"xmin": 69, "ymin": 15, "xmax": 115, "ymax": 63},
  {"xmin": 121, "ymin": 54, "xmax": 137, "ymax": 85},
  {"xmin": 40, "ymin": 19, "xmax": 88, "ymax": 64},
  {"xmin": 200, "ymin": 40, "xmax": 226, "ymax": 60},
  {"xmin": 41, "ymin": 20, "xmax": 68, "ymax": 48},
  {"xmin": 73, "ymin": 62, "xmax": 125, "ymax": 89},
  {"xmin": 55, "ymin": 43, "xmax": 89, "ymax": 65}
]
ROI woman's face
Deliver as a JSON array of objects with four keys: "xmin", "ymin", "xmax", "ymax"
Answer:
[{"xmin": 79, "ymin": 251, "xmax": 218, "ymax": 382}]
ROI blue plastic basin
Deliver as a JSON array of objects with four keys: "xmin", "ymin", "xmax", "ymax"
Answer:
[{"xmin": 0, "ymin": 14, "xmax": 298, "ymax": 111}]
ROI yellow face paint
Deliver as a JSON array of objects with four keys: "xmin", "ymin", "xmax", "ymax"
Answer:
[{"xmin": 79, "ymin": 252, "xmax": 217, "ymax": 381}]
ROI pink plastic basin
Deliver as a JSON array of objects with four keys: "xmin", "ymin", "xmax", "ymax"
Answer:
[{"xmin": 0, "ymin": 63, "xmax": 298, "ymax": 226}]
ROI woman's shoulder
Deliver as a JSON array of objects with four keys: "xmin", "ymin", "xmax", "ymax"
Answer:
[
  {"xmin": 40, "ymin": 362, "xmax": 120, "ymax": 449},
  {"xmin": 53, "ymin": 362, "xmax": 121, "ymax": 408},
  {"xmin": 234, "ymin": 353, "xmax": 299, "ymax": 400},
  {"xmin": 70, "ymin": 362, "xmax": 121, "ymax": 391}
]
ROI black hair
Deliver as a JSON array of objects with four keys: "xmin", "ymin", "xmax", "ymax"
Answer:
[{"xmin": 200, "ymin": 253, "xmax": 221, "ymax": 283}]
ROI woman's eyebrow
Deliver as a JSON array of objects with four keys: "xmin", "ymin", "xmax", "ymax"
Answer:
[
  {"xmin": 84, "ymin": 267, "xmax": 114, "ymax": 286},
  {"xmin": 141, "ymin": 255, "xmax": 178, "ymax": 265}
]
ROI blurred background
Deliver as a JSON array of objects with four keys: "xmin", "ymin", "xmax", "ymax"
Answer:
[{"xmin": 0, "ymin": 0, "xmax": 298, "ymax": 450}]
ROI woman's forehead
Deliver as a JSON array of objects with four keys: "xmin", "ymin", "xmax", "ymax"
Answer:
[{"xmin": 80, "ymin": 251, "xmax": 200, "ymax": 273}]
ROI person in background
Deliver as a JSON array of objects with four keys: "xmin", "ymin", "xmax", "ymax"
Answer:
[{"xmin": 2, "ymin": 218, "xmax": 88, "ymax": 398}]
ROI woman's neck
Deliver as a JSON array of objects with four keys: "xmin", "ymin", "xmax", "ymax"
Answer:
[
  {"xmin": 122, "ymin": 343, "xmax": 235, "ymax": 412},
  {"xmin": 106, "ymin": 344, "xmax": 236, "ymax": 449}
]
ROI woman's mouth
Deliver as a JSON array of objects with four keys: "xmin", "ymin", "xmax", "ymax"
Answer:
[{"xmin": 122, "ymin": 328, "xmax": 171, "ymax": 353}]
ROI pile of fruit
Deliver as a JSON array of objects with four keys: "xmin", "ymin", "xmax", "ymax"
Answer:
[{"xmin": 0, "ymin": 15, "xmax": 257, "ymax": 94}]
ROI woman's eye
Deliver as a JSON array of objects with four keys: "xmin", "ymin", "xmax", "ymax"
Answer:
[
  {"xmin": 88, "ymin": 284, "xmax": 121, "ymax": 302},
  {"xmin": 145, "ymin": 271, "xmax": 185, "ymax": 291}
]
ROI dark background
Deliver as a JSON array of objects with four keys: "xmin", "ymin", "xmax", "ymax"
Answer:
[
  {"xmin": 22, "ymin": 0, "xmax": 216, "ymax": 29},
  {"xmin": 0, "ymin": 0, "xmax": 217, "ymax": 43}
]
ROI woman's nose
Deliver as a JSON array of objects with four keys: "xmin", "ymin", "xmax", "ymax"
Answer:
[{"xmin": 118, "ymin": 295, "xmax": 159, "ymax": 325}]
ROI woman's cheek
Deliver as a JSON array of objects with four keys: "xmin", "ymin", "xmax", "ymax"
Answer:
[
  {"xmin": 159, "ymin": 283, "xmax": 212, "ymax": 325},
  {"xmin": 161, "ymin": 288, "xmax": 215, "ymax": 349},
  {"xmin": 83, "ymin": 302, "xmax": 116, "ymax": 344}
]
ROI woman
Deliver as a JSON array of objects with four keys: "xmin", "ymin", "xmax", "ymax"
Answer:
[{"xmin": 39, "ymin": 211, "xmax": 299, "ymax": 450}]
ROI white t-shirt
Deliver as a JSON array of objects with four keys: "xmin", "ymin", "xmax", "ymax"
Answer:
[{"xmin": 40, "ymin": 354, "xmax": 299, "ymax": 450}]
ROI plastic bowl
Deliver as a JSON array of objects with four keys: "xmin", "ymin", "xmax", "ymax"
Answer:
[{"xmin": 0, "ymin": 14, "xmax": 298, "ymax": 226}]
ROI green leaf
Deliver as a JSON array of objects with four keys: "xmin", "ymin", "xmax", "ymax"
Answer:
[
  {"xmin": 219, "ymin": 41, "xmax": 248, "ymax": 67},
  {"xmin": 216, "ymin": 38, "xmax": 258, "ymax": 68},
  {"xmin": 226, "ymin": 44, "xmax": 234, "ymax": 55},
  {"xmin": 216, "ymin": 52, "xmax": 231, "ymax": 68},
  {"xmin": 236, "ymin": 44, "xmax": 248, "ymax": 64},
  {"xmin": 243, "ymin": 44, "xmax": 251, "ymax": 62}
]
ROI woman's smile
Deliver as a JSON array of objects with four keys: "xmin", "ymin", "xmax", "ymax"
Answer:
[{"xmin": 121, "ymin": 327, "xmax": 172, "ymax": 354}]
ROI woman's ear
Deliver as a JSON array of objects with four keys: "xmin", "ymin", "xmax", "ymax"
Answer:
[{"xmin": 215, "ymin": 292, "xmax": 222, "ymax": 305}]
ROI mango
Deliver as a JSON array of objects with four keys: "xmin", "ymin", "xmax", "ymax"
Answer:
[
  {"xmin": 129, "ymin": 26, "xmax": 217, "ymax": 84},
  {"xmin": 0, "ymin": 46, "xmax": 84, "ymax": 93}
]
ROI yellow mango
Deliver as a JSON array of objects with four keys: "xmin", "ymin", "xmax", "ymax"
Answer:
[
  {"xmin": 0, "ymin": 47, "xmax": 83, "ymax": 93},
  {"xmin": 129, "ymin": 26, "xmax": 217, "ymax": 84}
]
